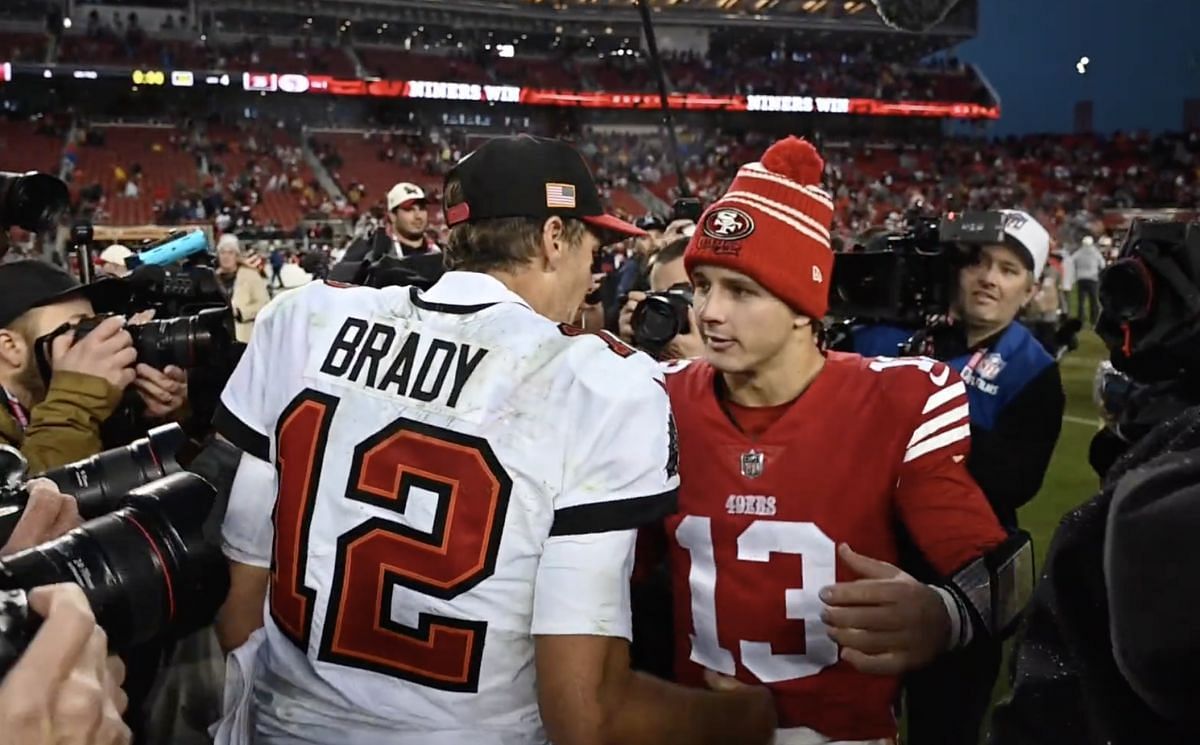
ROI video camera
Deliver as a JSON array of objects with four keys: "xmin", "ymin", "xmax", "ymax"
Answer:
[
  {"xmin": 0, "ymin": 426, "xmax": 227, "ymax": 673},
  {"xmin": 328, "ymin": 250, "xmax": 446, "ymax": 291},
  {"xmin": 828, "ymin": 208, "xmax": 996, "ymax": 326},
  {"xmin": 1097, "ymin": 219, "xmax": 1200, "ymax": 383}
]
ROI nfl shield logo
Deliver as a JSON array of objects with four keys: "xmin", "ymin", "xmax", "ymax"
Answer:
[
  {"xmin": 977, "ymin": 353, "xmax": 1006, "ymax": 381},
  {"xmin": 740, "ymin": 450, "xmax": 765, "ymax": 479}
]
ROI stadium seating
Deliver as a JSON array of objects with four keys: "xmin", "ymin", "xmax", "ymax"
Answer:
[
  {"xmin": 0, "ymin": 118, "xmax": 64, "ymax": 175},
  {"xmin": 0, "ymin": 30, "xmax": 47, "ymax": 63}
]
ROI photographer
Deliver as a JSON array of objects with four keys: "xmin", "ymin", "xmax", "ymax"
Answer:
[
  {"xmin": 337, "ymin": 182, "xmax": 440, "ymax": 266},
  {"xmin": 990, "ymin": 219, "xmax": 1200, "ymax": 744},
  {"xmin": 617, "ymin": 237, "xmax": 706, "ymax": 359},
  {"xmin": 0, "ymin": 261, "xmax": 188, "ymax": 472},
  {"xmin": 851, "ymin": 211, "xmax": 1065, "ymax": 744}
]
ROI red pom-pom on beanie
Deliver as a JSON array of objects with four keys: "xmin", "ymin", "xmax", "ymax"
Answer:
[{"xmin": 759, "ymin": 136, "xmax": 824, "ymax": 186}]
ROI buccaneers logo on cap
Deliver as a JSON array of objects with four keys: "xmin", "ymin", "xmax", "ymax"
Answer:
[{"xmin": 702, "ymin": 208, "xmax": 755, "ymax": 242}]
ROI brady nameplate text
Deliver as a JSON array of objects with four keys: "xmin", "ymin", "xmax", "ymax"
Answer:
[{"xmin": 317, "ymin": 317, "xmax": 490, "ymax": 409}]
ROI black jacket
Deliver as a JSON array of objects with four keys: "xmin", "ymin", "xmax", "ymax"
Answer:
[{"xmin": 989, "ymin": 405, "xmax": 1200, "ymax": 744}]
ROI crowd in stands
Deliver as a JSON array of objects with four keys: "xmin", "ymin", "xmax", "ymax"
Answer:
[
  {"xmin": 6, "ymin": 4, "xmax": 994, "ymax": 106},
  {"xmin": 3, "ymin": 106, "xmax": 1198, "ymax": 256},
  {"xmin": 575, "ymin": 127, "xmax": 1200, "ymax": 247}
]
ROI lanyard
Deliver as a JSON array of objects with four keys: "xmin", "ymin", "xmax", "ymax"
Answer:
[{"xmin": 1, "ymin": 386, "xmax": 28, "ymax": 431}]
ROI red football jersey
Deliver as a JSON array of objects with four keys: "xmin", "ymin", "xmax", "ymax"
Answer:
[{"xmin": 661, "ymin": 352, "xmax": 1006, "ymax": 741}]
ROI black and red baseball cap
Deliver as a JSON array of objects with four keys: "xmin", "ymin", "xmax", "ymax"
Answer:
[
  {"xmin": 0, "ymin": 260, "xmax": 130, "ymax": 329},
  {"xmin": 443, "ymin": 135, "xmax": 645, "ymax": 245}
]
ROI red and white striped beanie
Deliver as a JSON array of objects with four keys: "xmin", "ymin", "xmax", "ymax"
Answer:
[{"xmin": 684, "ymin": 136, "xmax": 835, "ymax": 319}]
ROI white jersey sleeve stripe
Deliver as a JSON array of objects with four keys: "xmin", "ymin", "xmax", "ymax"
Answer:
[
  {"xmin": 906, "ymin": 403, "xmax": 971, "ymax": 450},
  {"xmin": 921, "ymin": 380, "xmax": 967, "ymax": 415},
  {"xmin": 904, "ymin": 423, "xmax": 972, "ymax": 463}
]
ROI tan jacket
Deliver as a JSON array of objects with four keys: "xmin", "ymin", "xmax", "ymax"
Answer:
[
  {"xmin": 0, "ymin": 371, "xmax": 122, "ymax": 473},
  {"xmin": 228, "ymin": 265, "xmax": 270, "ymax": 344}
]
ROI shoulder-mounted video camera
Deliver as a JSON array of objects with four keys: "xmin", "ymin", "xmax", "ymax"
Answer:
[
  {"xmin": 829, "ymin": 209, "xmax": 1004, "ymax": 327},
  {"xmin": 1097, "ymin": 219, "xmax": 1200, "ymax": 383}
]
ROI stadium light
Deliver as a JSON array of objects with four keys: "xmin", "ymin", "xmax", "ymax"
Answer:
[{"xmin": 63, "ymin": 17, "xmax": 72, "ymax": 29}]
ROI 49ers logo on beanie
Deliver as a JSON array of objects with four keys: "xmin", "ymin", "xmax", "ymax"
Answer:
[
  {"xmin": 702, "ymin": 208, "xmax": 756, "ymax": 243},
  {"xmin": 685, "ymin": 136, "xmax": 835, "ymax": 319}
]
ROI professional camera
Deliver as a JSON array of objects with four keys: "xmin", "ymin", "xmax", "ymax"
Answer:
[
  {"xmin": 73, "ymin": 306, "xmax": 233, "ymax": 371},
  {"xmin": 328, "ymin": 250, "xmax": 446, "ymax": 291},
  {"xmin": 0, "ymin": 423, "xmax": 187, "ymax": 545},
  {"xmin": 670, "ymin": 197, "xmax": 704, "ymax": 225},
  {"xmin": 0, "ymin": 171, "xmax": 70, "ymax": 233},
  {"xmin": 0, "ymin": 471, "xmax": 229, "ymax": 676},
  {"xmin": 828, "ymin": 209, "xmax": 989, "ymax": 326},
  {"xmin": 630, "ymin": 282, "xmax": 694, "ymax": 357},
  {"xmin": 1096, "ymin": 219, "xmax": 1200, "ymax": 383}
]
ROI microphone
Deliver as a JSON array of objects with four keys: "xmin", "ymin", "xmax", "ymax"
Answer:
[
  {"xmin": 126, "ymin": 230, "xmax": 208, "ymax": 269},
  {"xmin": 870, "ymin": 0, "xmax": 961, "ymax": 32}
]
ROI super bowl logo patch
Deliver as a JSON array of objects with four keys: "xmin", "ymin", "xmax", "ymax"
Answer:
[
  {"xmin": 702, "ymin": 207, "xmax": 755, "ymax": 242},
  {"xmin": 976, "ymin": 352, "xmax": 1006, "ymax": 380}
]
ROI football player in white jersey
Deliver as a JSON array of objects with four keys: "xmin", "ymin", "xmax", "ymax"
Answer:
[{"xmin": 211, "ymin": 135, "xmax": 776, "ymax": 745}]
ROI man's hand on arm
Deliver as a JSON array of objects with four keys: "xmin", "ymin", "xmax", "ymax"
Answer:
[
  {"xmin": 0, "ymin": 478, "xmax": 82, "ymax": 556},
  {"xmin": 819, "ymin": 543, "xmax": 951, "ymax": 675},
  {"xmin": 535, "ymin": 634, "xmax": 775, "ymax": 745}
]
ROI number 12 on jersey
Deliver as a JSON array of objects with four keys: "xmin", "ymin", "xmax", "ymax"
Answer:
[
  {"xmin": 675, "ymin": 516, "xmax": 839, "ymax": 683},
  {"xmin": 271, "ymin": 389, "xmax": 512, "ymax": 693}
]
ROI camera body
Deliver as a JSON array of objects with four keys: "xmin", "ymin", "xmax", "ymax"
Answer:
[
  {"xmin": 631, "ymin": 282, "xmax": 694, "ymax": 357},
  {"xmin": 828, "ymin": 209, "xmax": 996, "ymax": 327}
]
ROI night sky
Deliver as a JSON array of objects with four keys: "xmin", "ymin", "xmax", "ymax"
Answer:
[{"xmin": 954, "ymin": 0, "xmax": 1199, "ymax": 135}]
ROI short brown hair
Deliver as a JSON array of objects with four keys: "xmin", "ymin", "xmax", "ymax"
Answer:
[{"xmin": 443, "ymin": 177, "xmax": 588, "ymax": 272}]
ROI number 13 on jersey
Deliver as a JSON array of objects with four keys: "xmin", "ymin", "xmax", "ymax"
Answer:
[{"xmin": 676, "ymin": 516, "xmax": 839, "ymax": 683}]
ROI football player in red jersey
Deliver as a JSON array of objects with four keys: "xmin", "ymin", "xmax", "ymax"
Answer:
[{"xmin": 650, "ymin": 137, "xmax": 1031, "ymax": 745}]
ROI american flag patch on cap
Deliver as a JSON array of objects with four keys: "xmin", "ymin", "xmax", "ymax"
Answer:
[{"xmin": 546, "ymin": 183, "xmax": 577, "ymax": 209}]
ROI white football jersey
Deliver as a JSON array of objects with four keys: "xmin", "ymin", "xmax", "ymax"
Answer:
[{"xmin": 215, "ymin": 272, "xmax": 679, "ymax": 745}]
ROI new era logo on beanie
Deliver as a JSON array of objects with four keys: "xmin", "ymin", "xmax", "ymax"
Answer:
[{"xmin": 684, "ymin": 136, "xmax": 835, "ymax": 319}]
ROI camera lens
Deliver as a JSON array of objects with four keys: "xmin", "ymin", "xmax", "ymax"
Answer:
[
  {"xmin": 1100, "ymin": 259, "xmax": 1154, "ymax": 322},
  {"xmin": 632, "ymin": 296, "xmax": 684, "ymax": 350},
  {"xmin": 0, "ymin": 472, "xmax": 228, "ymax": 660},
  {"xmin": 131, "ymin": 307, "xmax": 230, "ymax": 369},
  {"xmin": 41, "ymin": 423, "xmax": 186, "ymax": 518},
  {"xmin": 0, "ymin": 172, "xmax": 70, "ymax": 232}
]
